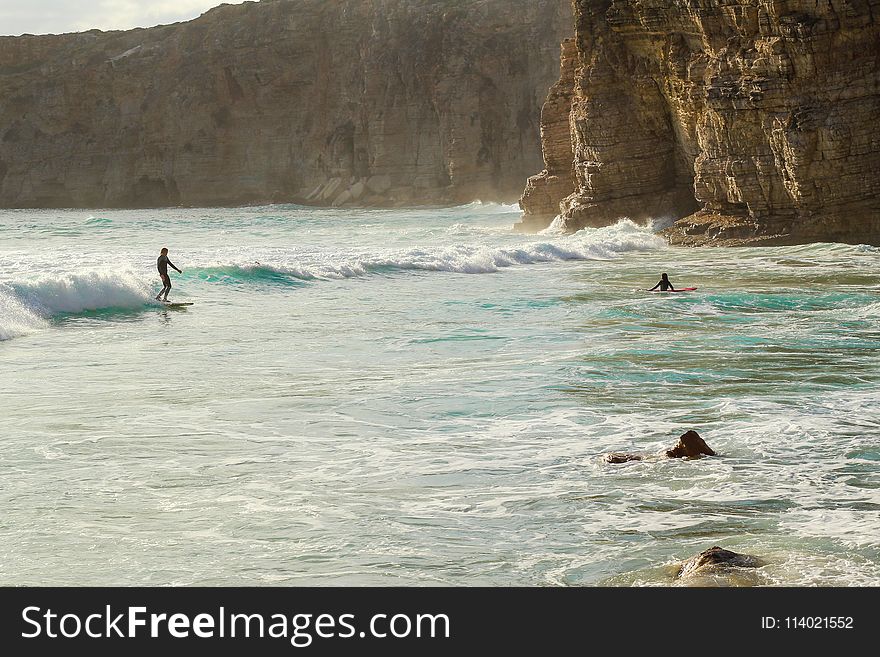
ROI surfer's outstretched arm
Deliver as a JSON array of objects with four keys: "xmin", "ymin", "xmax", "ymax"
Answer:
[
  {"xmin": 648, "ymin": 281, "xmax": 661, "ymax": 291},
  {"xmin": 168, "ymin": 260, "xmax": 182, "ymax": 273}
]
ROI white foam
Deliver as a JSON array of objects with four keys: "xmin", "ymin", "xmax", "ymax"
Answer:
[
  {"xmin": 0, "ymin": 220, "xmax": 665, "ymax": 339},
  {"xmin": 444, "ymin": 222, "xmax": 513, "ymax": 237},
  {"xmin": 459, "ymin": 200, "xmax": 521, "ymax": 213},
  {"xmin": 647, "ymin": 215, "xmax": 677, "ymax": 232},
  {"xmin": 211, "ymin": 219, "xmax": 666, "ymax": 280},
  {"xmin": 0, "ymin": 270, "xmax": 153, "ymax": 339},
  {"xmin": 538, "ymin": 215, "xmax": 566, "ymax": 235},
  {"xmin": 685, "ymin": 301, "xmax": 722, "ymax": 316},
  {"xmin": 851, "ymin": 301, "xmax": 880, "ymax": 319},
  {"xmin": 0, "ymin": 289, "xmax": 47, "ymax": 340}
]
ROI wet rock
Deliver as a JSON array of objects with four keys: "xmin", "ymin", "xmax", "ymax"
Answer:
[
  {"xmin": 676, "ymin": 546, "xmax": 765, "ymax": 580},
  {"xmin": 603, "ymin": 430, "xmax": 716, "ymax": 464},
  {"xmin": 665, "ymin": 430, "xmax": 716, "ymax": 459},
  {"xmin": 602, "ymin": 452, "xmax": 643, "ymax": 464}
]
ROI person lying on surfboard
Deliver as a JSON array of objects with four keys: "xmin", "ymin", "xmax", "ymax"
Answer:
[
  {"xmin": 648, "ymin": 272, "xmax": 676, "ymax": 292},
  {"xmin": 155, "ymin": 247, "xmax": 183, "ymax": 302}
]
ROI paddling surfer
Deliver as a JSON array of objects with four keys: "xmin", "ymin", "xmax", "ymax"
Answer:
[
  {"xmin": 648, "ymin": 272, "xmax": 676, "ymax": 292},
  {"xmin": 156, "ymin": 248, "xmax": 182, "ymax": 302}
]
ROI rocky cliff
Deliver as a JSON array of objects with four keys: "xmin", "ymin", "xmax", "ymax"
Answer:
[
  {"xmin": 520, "ymin": 0, "xmax": 880, "ymax": 246},
  {"xmin": 517, "ymin": 37, "xmax": 578, "ymax": 232},
  {"xmin": 0, "ymin": 0, "xmax": 570, "ymax": 209}
]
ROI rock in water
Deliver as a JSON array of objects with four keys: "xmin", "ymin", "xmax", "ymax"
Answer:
[
  {"xmin": 665, "ymin": 430, "xmax": 716, "ymax": 459},
  {"xmin": 519, "ymin": 1, "xmax": 880, "ymax": 246},
  {"xmin": 676, "ymin": 546, "xmax": 765, "ymax": 580},
  {"xmin": 602, "ymin": 452, "xmax": 643, "ymax": 464},
  {"xmin": 603, "ymin": 430, "xmax": 715, "ymax": 463}
]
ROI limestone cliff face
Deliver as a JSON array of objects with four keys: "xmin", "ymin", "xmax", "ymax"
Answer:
[
  {"xmin": 0, "ymin": 0, "xmax": 570, "ymax": 209},
  {"xmin": 521, "ymin": 0, "xmax": 880, "ymax": 246},
  {"xmin": 516, "ymin": 37, "xmax": 578, "ymax": 231}
]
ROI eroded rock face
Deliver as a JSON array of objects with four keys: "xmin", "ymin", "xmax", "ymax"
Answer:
[
  {"xmin": 0, "ymin": 0, "xmax": 571, "ymax": 209},
  {"xmin": 676, "ymin": 546, "xmax": 765, "ymax": 580},
  {"xmin": 515, "ymin": 37, "xmax": 578, "ymax": 231},
  {"xmin": 520, "ymin": 0, "xmax": 880, "ymax": 246}
]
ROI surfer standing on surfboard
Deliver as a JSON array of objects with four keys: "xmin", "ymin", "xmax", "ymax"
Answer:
[
  {"xmin": 648, "ymin": 272, "xmax": 676, "ymax": 292},
  {"xmin": 155, "ymin": 247, "xmax": 183, "ymax": 302}
]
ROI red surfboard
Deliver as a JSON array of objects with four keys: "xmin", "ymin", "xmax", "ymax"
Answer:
[{"xmin": 649, "ymin": 287, "xmax": 697, "ymax": 293}]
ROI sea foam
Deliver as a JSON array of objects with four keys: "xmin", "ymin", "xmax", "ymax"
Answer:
[
  {"xmin": 0, "ymin": 220, "xmax": 664, "ymax": 339},
  {"xmin": 198, "ymin": 219, "xmax": 666, "ymax": 281},
  {"xmin": 0, "ymin": 289, "xmax": 47, "ymax": 341},
  {"xmin": 0, "ymin": 271, "xmax": 153, "ymax": 339}
]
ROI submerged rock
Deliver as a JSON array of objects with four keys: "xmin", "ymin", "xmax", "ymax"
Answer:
[
  {"xmin": 676, "ymin": 546, "xmax": 765, "ymax": 581},
  {"xmin": 602, "ymin": 452, "xmax": 643, "ymax": 464}
]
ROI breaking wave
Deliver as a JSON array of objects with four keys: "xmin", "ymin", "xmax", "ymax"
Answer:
[
  {"xmin": 195, "ymin": 219, "xmax": 666, "ymax": 282},
  {"xmin": 0, "ymin": 220, "xmax": 664, "ymax": 339},
  {"xmin": 0, "ymin": 291, "xmax": 48, "ymax": 341},
  {"xmin": 0, "ymin": 271, "xmax": 154, "ymax": 340}
]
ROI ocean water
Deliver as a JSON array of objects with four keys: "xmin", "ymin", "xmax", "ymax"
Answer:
[{"xmin": 1, "ymin": 203, "xmax": 879, "ymax": 586}]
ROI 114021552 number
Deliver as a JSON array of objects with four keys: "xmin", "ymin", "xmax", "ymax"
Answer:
[{"xmin": 785, "ymin": 617, "xmax": 854, "ymax": 629}]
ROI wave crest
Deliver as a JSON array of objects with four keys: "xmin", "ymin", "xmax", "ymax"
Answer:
[
  {"xmin": 199, "ymin": 219, "xmax": 665, "ymax": 282},
  {"xmin": 0, "ymin": 271, "xmax": 154, "ymax": 339}
]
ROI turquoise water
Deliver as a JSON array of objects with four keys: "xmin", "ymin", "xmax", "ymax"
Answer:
[{"xmin": 1, "ymin": 204, "xmax": 879, "ymax": 586}]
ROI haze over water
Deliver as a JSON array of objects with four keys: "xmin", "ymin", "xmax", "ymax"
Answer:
[{"xmin": 1, "ymin": 203, "xmax": 879, "ymax": 585}]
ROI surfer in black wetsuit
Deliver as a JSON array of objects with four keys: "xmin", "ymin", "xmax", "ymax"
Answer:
[
  {"xmin": 648, "ymin": 272, "xmax": 676, "ymax": 292},
  {"xmin": 156, "ymin": 248, "xmax": 182, "ymax": 301}
]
